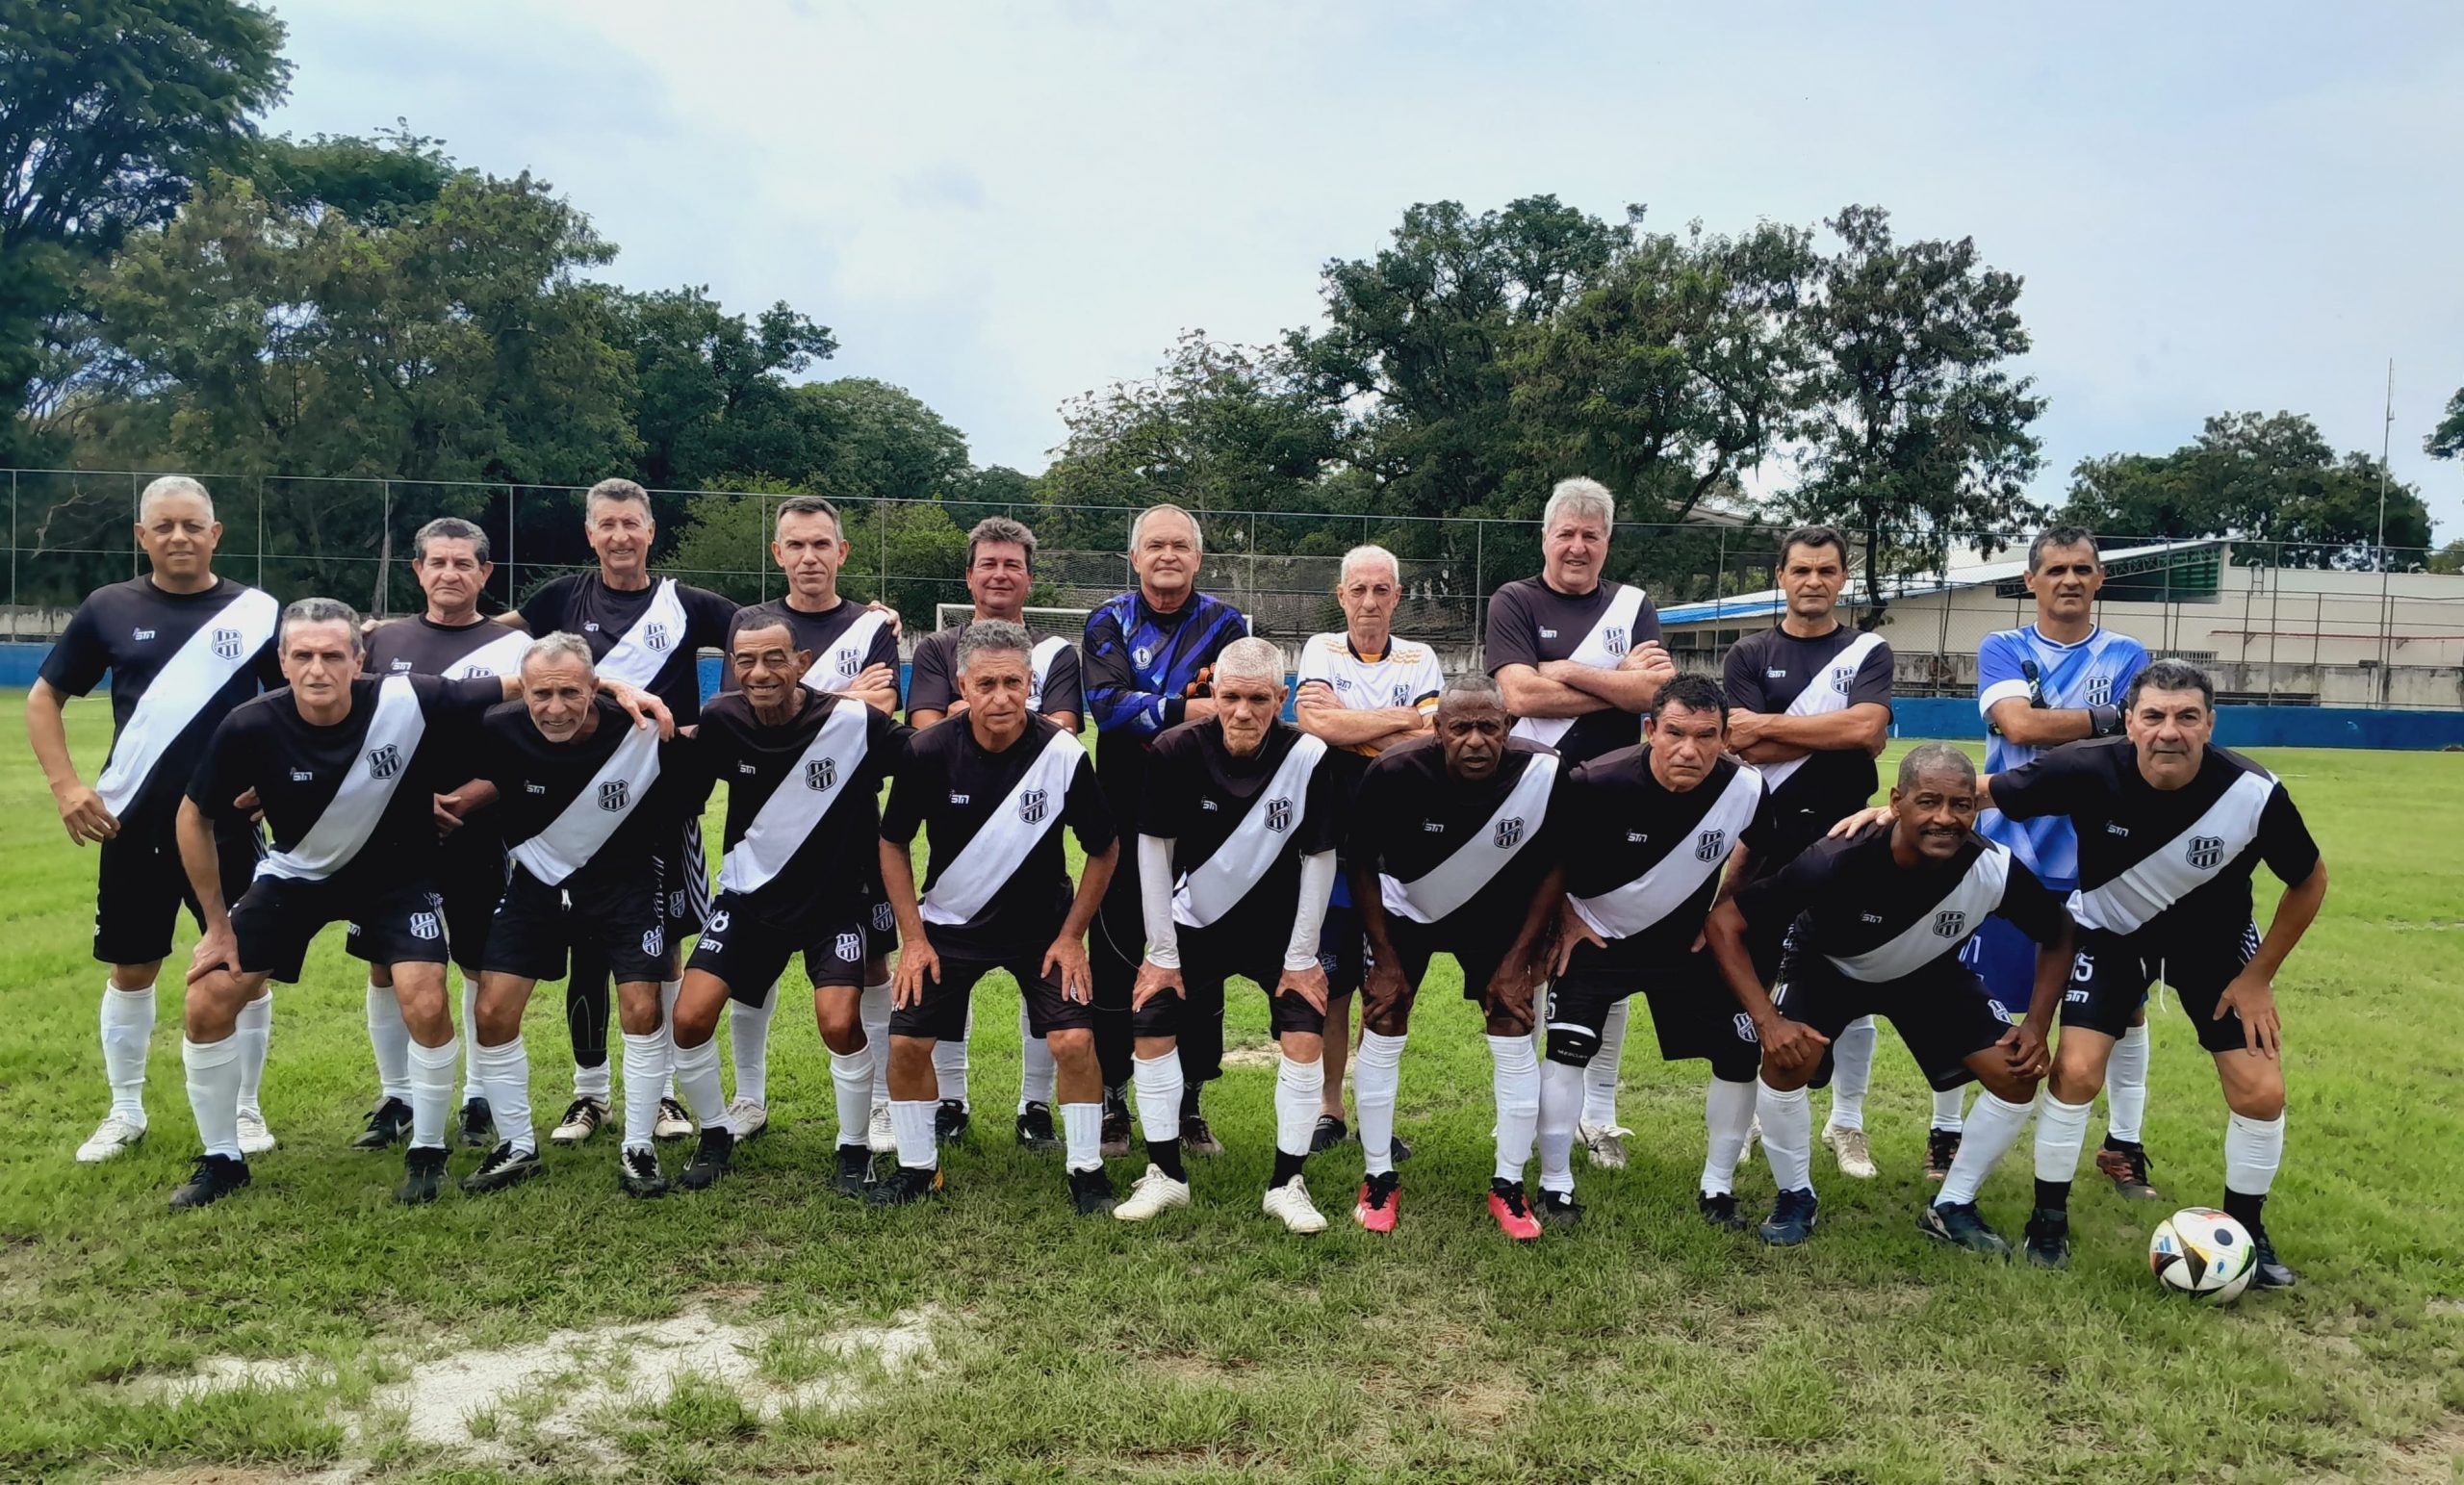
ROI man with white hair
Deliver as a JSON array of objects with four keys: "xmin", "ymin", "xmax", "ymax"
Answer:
[
  {"xmin": 1291, "ymin": 543, "xmax": 1442, "ymax": 1159},
  {"xmin": 1083, "ymin": 502, "xmax": 1249, "ymax": 1158},
  {"xmin": 28, "ymin": 475, "xmax": 282, "ymax": 1165},
  {"xmin": 1115, "ymin": 636, "xmax": 1347, "ymax": 1233},
  {"xmin": 1485, "ymin": 476, "xmax": 1675, "ymax": 1171}
]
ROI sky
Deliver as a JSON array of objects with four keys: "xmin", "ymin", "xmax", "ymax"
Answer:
[{"xmin": 264, "ymin": 1, "xmax": 2464, "ymax": 540}]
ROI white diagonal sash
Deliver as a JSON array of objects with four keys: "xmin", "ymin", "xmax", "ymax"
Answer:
[
  {"xmin": 507, "ymin": 718, "xmax": 664, "ymax": 886},
  {"xmin": 805, "ymin": 607, "xmax": 891, "ymax": 692},
  {"xmin": 1029, "ymin": 634, "xmax": 1069, "ymax": 710},
  {"xmin": 95, "ymin": 586, "xmax": 278, "ymax": 816},
  {"xmin": 441, "ymin": 627, "xmax": 532, "ymax": 680},
  {"xmin": 719, "ymin": 700, "xmax": 872, "ymax": 894},
  {"xmin": 1379, "ymin": 752, "xmax": 1558, "ymax": 925},
  {"xmin": 593, "ymin": 578, "xmax": 688, "ymax": 689},
  {"xmin": 1757, "ymin": 630, "xmax": 1887, "ymax": 792},
  {"xmin": 1569, "ymin": 764, "xmax": 1763, "ymax": 940},
  {"xmin": 2070, "ymin": 769, "xmax": 2274, "ymax": 935},
  {"xmin": 1826, "ymin": 844, "xmax": 2009, "ymax": 983},
  {"xmin": 257, "ymin": 676, "xmax": 427, "ymax": 883},
  {"xmin": 921, "ymin": 729, "xmax": 1084, "ymax": 926},
  {"xmin": 1510, "ymin": 584, "xmax": 1645, "ymax": 750},
  {"xmin": 1172, "ymin": 733, "xmax": 1328, "ymax": 930}
]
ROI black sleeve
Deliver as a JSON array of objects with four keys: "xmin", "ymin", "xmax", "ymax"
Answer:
[
  {"xmin": 38, "ymin": 600, "xmax": 111, "ymax": 696},
  {"xmin": 1848, "ymin": 638, "xmax": 1895, "ymax": 711},
  {"xmin": 1735, "ymin": 837, "xmax": 1830, "ymax": 935},
  {"xmin": 2256, "ymin": 782, "xmax": 2322, "ymax": 886},
  {"xmin": 1986, "ymin": 747, "xmax": 2085, "ymax": 822},
  {"xmin": 424, "ymin": 674, "xmax": 510, "ymax": 724},
  {"xmin": 1632, "ymin": 589, "xmax": 1661, "ymax": 646},
  {"xmin": 1482, "ymin": 585, "xmax": 1538, "ymax": 675},
  {"xmin": 1065, "ymin": 749, "xmax": 1117, "ymax": 857},
  {"xmin": 682, "ymin": 586, "xmax": 741, "ymax": 650},
  {"xmin": 251, "ymin": 632, "xmax": 283, "ymax": 690},
  {"xmin": 1299, "ymin": 749, "xmax": 1345, "ymax": 856},
  {"xmin": 1994, "ymin": 854, "xmax": 2071, "ymax": 947},
  {"xmin": 1740, "ymin": 778, "xmax": 1782, "ymax": 856},
  {"xmin": 516, "ymin": 576, "xmax": 570, "ymax": 637},
  {"xmin": 863, "ymin": 704, "xmax": 914, "ymax": 786},
  {"xmin": 907, "ymin": 636, "xmax": 955, "ymax": 720},
  {"xmin": 1722, "ymin": 640, "xmax": 1766, "ymax": 715},
  {"xmin": 865, "ymin": 620, "xmax": 903, "ymax": 705},
  {"xmin": 183, "ymin": 710, "xmax": 256, "ymax": 820},
  {"xmin": 1136, "ymin": 731, "xmax": 1191, "ymax": 838},
  {"xmin": 879, "ymin": 738, "xmax": 935, "ymax": 846},
  {"xmin": 1042, "ymin": 645, "xmax": 1086, "ymax": 722},
  {"xmin": 662, "ymin": 731, "xmax": 718, "ymax": 820}
]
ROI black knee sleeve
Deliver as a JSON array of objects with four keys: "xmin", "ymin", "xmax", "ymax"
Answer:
[{"xmin": 1546, "ymin": 1024, "xmax": 1601, "ymax": 1068}]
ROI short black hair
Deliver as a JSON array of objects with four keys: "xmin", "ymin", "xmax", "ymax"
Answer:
[
  {"xmin": 2124, "ymin": 657, "xmax": 2214, "ymax": 712},
  {"xmin": 1652, "ymin": 673, "xmax": 1726, "ymax": 723},
  {"xmin": 1778, "ymin": 525, "xmax": 1849, "ymax": 568},
  {"xmin": 2028, "ymin": 525, "xmax": 2100, "ymax": 573},
  {"xmin": 1895, "ymin": 741, "xmax": 1976, "ymax": 791}
]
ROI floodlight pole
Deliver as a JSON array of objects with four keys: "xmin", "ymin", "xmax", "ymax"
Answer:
[{"xmin": 2376, "ymin": 360, "xmax": 2395, "ymax": 703}]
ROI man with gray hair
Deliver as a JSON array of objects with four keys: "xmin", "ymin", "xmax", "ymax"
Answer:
[{"xmin": 28, "ymin": 475, "xmax": 284, "ymax": 1165}]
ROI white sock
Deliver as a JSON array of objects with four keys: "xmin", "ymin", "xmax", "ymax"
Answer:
[
  {"xmin": 234, "ymin": 988, "xmax": 271, "ymax": 1116},
  {"xmin": 183, "ymin": 1036, "xmax": 243, "ymax": 1161},
  {"xmin": 620, "ymin": 1030, "xmax": 667, "ymax": 1152},
  {"xmin": 1759, "ymin": 1081, "xmax": 1814, "ymax": 1194},
  {"xmin": 934, "ymin": 1016, "xmax": 971, "ymax": 1108},
  {"xmin": 890, "ymin": 1098, "xmax": 937, "ymax": 1170},
  {"xmin": 1537, "ymin": 1059, "xmax": 1583, "ymax": 1195},
  {"xmin": 2223, "ymin": 1111, "xmax": 2285, "ymax": 1197},
  {"xmin": 1702, "ymin": 1076, "xmax": 1758, "ymax": 1197},
  {"xmin": 475, "ymin": 1036, "xmax": 533, "ymax": 1155},
  {"xmin": 1017, "ymin": 1000, "xmax": 1055, "ymax": 1113},
  {"xmin": 1354, "ymin": 1030, "xmax": 1406, "ymax": 1177},
  {"xmin": 658, "ymin": 979, "xmax": 682, "ymax": 1101},
  {"xmin": 407, "ymin": 1035, "xmax": 458, "ymax": 1151},
  {"xmin": 729, "ymin": 990, "xmax": 775, "ymax": 1108},
  {"xmin": 1931, "ymin": 1085, "xmax": 1968, "ymax": 1134},
  {"xmin": 1132, "ymin": 1050, "xmax": 1183, "ymax": 1146},
  {"xmin": 672, "ymin": 1034, "xmax": 733, "ymax": 1135},
  {"xmin": 1061, "ymin": 1100, "xmax": 1102, "ymax": 1174},
  {"xmin": 1274, "ymin": 1054, "xmax": 1322, "ymax": 1159},
  {"xmin": 1938, "ymin": 1089, "xmax": 2035, "ymax": 1206},
  {"xmin": 2106, "ymin": 1023, "xmax": 2150, "ymax": 1144},
  {"xmin": 574, "ymin": 1057, "xmax": 611, "ymax": 1102},
  {"xmin": 1825, "ymin": 1016, "xmax": 1874, "ymax": 1132},
  {"xmin": 1486, "ymin": 1035, "xmax": 1539, "ymax": 1186},
  {"xmin": 1580, "ymin": 999, "xmax": 1629, "ymax": 1128},
  {"xmin": 365, "ymin": 982, "xmax": 412, "ymax": 1105},
  {"xmin": 457, "ymin": 975, "xmax": 481, "ymax": 1106},
  {"xmin": 829, "ymin": 1045, "xmax": 875, "ymax": 1148},
  {"xmin": 2034, "ymin": 1091, "xmax": 2094, "ymax": 1185},
  {"xmin": 101, "ymin": 980, "xmax": 156, "ymax": 1123},
  {"xmin": 861, "ymin": 981, "xmax": 894, "ymax": 1108}
]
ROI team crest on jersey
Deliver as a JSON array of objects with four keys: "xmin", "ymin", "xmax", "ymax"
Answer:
[
  {"xmin": 212, "ymin": 627, "xmax": 243, "ymax": 660},
  {"xmin": 1831, "ymin": 664, "xmax": 1856, "ymax": 696},
  {"xmin": 1265, "ymin": 797, "xmax": 1294, "ymax": 833},
  {"xmin": 1933, "ymin": 909, "xmax": 1967, "ymax": 938},
  {"xmin": 707, "ymin": 909, "xmax": 732, "ymax": 935},
  {"xmin": 1019, "ymin": 788, "xmax": 1049, "ymax": 825},
  {"xmin": 642, "ymin": 926, "xmax": 665, "ymax": 957},
  {"xmin": 1132, "ymin": 644, "xmax": 1155, "ymax": 669},
  {"xmin": 1495, "ymin": 816, "xmax": 1525, "ymax": 849},
  {"xmin": 836, "ymin": 649, "xmax": 863, "ymax": 679},
  {"xmin": 1603, "ymin": 627, "xmax": 1628, "ymax": 656},
  {"xmin": 366, "ymin": 743, "xmax": 401, "ymax": 780},
  {"xmin": 1695, "ymin": 828, "xmax": 1728, "ymax": 862},
  {"xmin": 807, "ymin": 756, "xmax": 837, "ymax": 791},
  {"xmin": 598, "ymin": 780, "xmax": 629, "ymax": 811},
  {"xmin": 1733, "ymin": 1012, "xmax": 1759, "ymax": 1043},
  {"xmin": 2084, "ymin": 673, "xmax": 2113, "ymax": 706},
  {"xmin": 642, "ymin": 621, "xmax": 672, "ymax": 653},
  {"xmin": 1391, "ymin": 684, "xmax": 1410, "ymax": 704},
  {"xmin": 2186, "ymin": 835, "xmax": 2226, "ymax": 871},
  {"xmin": 409, "ymin": 911, "xmax": 441, "ymax": 941},
  {"xmin": 834, "ymin": 932, "xmax": 862, "ymax": 962}
]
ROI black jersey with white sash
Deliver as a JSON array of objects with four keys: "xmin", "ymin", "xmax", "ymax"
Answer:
[
  {"xmin": 1722, "ymin": 624, "xmax": 1894, "ymax": 862},
  {"xmin": 1483, "ymin": 576, "xmax": 1660, "ymax": 766},
  {"xmin": 1350, "ymin": 735, "xmax": 1564, "ymax": 935},
  {"xmin": 908, "ymin": 626, "xmax": 1082, "ymax": 722},
  {"xmin": 726, "ymin": 597, "xmax": 903, "ymax": 704},
  {"xmin": 691, "ymin": 689, "xmax": 909, "ymax": 928},
  {"xmin": 367, "ymin": 614, "xmax": 533, "ymax": 681},
  {"xmin": 475, "ymin": 696, "xmax": 673, "ymax": 889},
  {"xmin": 1738, "ymin": 825, "xmax": 2066, "ymax": 986},
  {"xmin": 1559, "ymin": 749, "xmax": 1778, "ymax": 966},
  {"xmin": 1986, "ymin": 737, "xmax": 2319, "ymax": 945},
  {"xmin": 40, "ymin": 576, "xmax": 282, "ymax": 822},
  {"xmin": 881, "ymin": 714, "xmax": 1116, "ymax": 960},
  {"xmin": 188, "ymin": 675, "xmax": 500, "ymax": 889},
  {"xmin": 518, "ymin": 574, "xmax": 738, "ymax": 723},
  {"xmin": 1140, "ymin": 718, "xmax": 1344, "ymax": 943}
]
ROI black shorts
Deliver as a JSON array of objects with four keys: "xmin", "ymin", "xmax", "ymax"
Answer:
[
  {"xmin": 1370, "ymin": 917, "xmax": 1527, "ymax": 1031},
  {"xmin": 1548, "ymin": 944, "xmax": 1760, "ymax": 1083},
  {"xmin": 2062, "ymin": 923, "xmax": 2260, "ymax": 1056},
  {"xmin": 224, "ymin": 872, "xmax": 449, "ymax": 984},
  {"xmin": 484, "ymin": 862, "xmax": 669, "ymax": 986},
  {"xmin": 1769, "ymin": 953, "xmax": 2011, "ymax": 1092},
  {"xmin": 889, "ymin": 951, "xmax": 1096, "ymax": 1042},
  {"xmin": 661, "ymin": 821, "xmax": 710, "ymax": 944},
  {"xmin": 1132, "ymin": 939, "xmax": 1325, "ymax": 1043},
  {"xmin": 1316, "ymin": 902, "xmax": 1364, "ymax": 997},
  {"xmin": 863, "ymin": 892, "xmax": 899, "ymax": 960},
  {"xmin": 436, "ymin": 832, "xmax": 508, "ymax": 975},
  {"xmin": 92, "ymin": 811, "xmax": 260, "ymax": 967},
  {"xmin": 688, "ymin": 891, "xmax": 871, "ymax": 1006}
]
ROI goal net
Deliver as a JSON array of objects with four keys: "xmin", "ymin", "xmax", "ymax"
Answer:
[{"xmin": 935, "ymin": 604, "xmax": 1091, "ymax": 645}]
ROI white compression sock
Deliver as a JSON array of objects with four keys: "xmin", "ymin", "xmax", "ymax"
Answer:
[
  {"xmin": 101, "ymin": 981, "xmax": 156, "ymax": 1122},
  {"xmin": 365, "ymin": 982, "xmax": 411, "ymax": 1105},
  {"xmin": 1938, "ymin": 1089, "xmax": 2035, "ymax": 1206},
  {"xmin": 1274, "ymin": 1055, "xmax": 1322, "ymax": 1159},
  {"xmin": 2034, "ymin": 1091, "xmax": 2093, "ymax": 1185},
  {"xmin": 475, "ymin": 1037, "xmax": 533, "ymax": 1154},
  {"xmin": 620, "ymin": 1030, "xmax": 667, "ymax": 1152},
  {"xmin": 1016, "ymin": 1001, "xmax": 1055, "ymax": 1113},
  {"xmin": 407, "ymin": 1036, "xmax": 459, "ymax": 1151},
  {"xmin": 184, "ymin": 1036, "xmax": 244, "ymax": 1161},
  {"xmin": 1758, "ymin": 1081, "xmax": 1814, "ymax": 1194},
  {"xmin": 1061, "ymin": 1101, "xmax": 1102, "ymax": 1174},
  {"xmin": 1580, "ymin": 1000, "xmax": 1630, "ymax": 1129},
  {"xmin": 1825, "ymin": 1016, "xmax": 1874, "ymax": 1132},
  {"xmin": 1133, "ymin": 1050, "xmax": 1184, "ymax": 1148},
  {"xmin": 1354, "ymin": 1030, "xmax": 1406, "ymax": 1177},
  {"xmin": 829, "ymin": 1045, "xmax": 875, "ymax": 1148},
  {"xmin": 2223, "ymin": 1111, "xmax": 2285, "ymax": 1197},
  {"xmin": 1537, "ymin": 1059, "xmax": 1583, "ymax": 1196},
  {"xmin": 2106, "ymin": 1023, "xmax": 2150, "ymax": 1144},
  {"xmin": 934, "ymin": 998, "xmax": 973, "ymax": 1107},
  {"xmin": 573, "ymin": 1056, "xmax": 611, "ymax": 1102},
  {"xmin": 1702, "ymin": 1076, "xmax": 1758, "ymax": 1197},
  {"xmin": 235, "ymin": 988, "xmax": 271, "ymax": 1116},
  {"xmin": 658, "ymin": 980, "xmax": 682, "ymax": 1100},
  {"xmin": 670, "ymin": 1035, "xmax": 733, "ymax": 1136},
  {"xmin": 729, "ymin": 989, "xmax": 775, "ymax": 1108},
  {"xmin": 890, "ymin": 1098, "xmax": 937, "ymax": 1170},
  {"xmin": 1931, "ymin": 1085, "xmax": 1968, "ymax": 1134},
  {"xmin": 861, "ymin": 981, "xmax": 894, "ymax": 1108},
  {"xmin": 457, "ymin": 975, "xmax": 481, "ymax": 1106},
  {"xmin": 1486, "ymin": 1035, "xmax": 1540, "ymax": 1186}
]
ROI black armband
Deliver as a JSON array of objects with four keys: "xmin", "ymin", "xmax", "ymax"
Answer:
[{"xmin": 2087, "ymin": 704, "xmax": 2123, "ymax": 737}]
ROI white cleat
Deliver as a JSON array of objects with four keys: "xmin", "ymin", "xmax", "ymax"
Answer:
[
  {"xmin": 867, "ymin": 1102, "xmax": 896, "ymax": 1154},
  {"xmin": 1822, "ymin": 1122, "xmax": 1878, "ymax": 1180},
  {"xmin": 1113, "ymin": 1163, "xmax": 1193, "ymax": 1222},
  {"xmin": 76, "ymin": 1113, "xmax": 147, "ymax": 1163},
  {"xmin": 1578, "ymin": 1122, "xmax": 1631, "ymax": 1170},
  {"xmin": 728, "ymin": 1099, "xmax": 769, "ymax": 1142},
  {"xmin": 1262, "ymin": 1175, "xmax": 1328, "ymax": 1234},
  {"xmin": 551, "ymin": 1096, "xmax": 611, "ymax": 1145},
  {"xmin": 236, "ymin": 1108, "xmax": 278, "ymax": 1156},
  {"xmin": 653, "ymin": 1097, "xmax": 695, "ymax": 1142}
]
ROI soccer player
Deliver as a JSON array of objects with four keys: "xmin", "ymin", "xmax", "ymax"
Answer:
[
  {"xmin": 1542, "ymin": 675, "xmax": 1779, "ymax": 1230},
  {"xmin": 460, "ymin": 633, "xmax": 693, "ymax": 1199},
  {"xmin": 907, "ymin": 515, "xmax": 1085, "ymax": 1151},
  {"xmin": 167, "ymin": 600, "xmax": 668, "ymax": 1209},
  {"xmin": 1486, "ymin": 476, "xmax": 1675, "ymax": 1170},
  {"xmin": 1721, "ymin": 525, "xmax": 1896, "ymax": 1180},
  {"xmin": 668, "ymin": 617, "xmax": 909, "ymax": 1200},
  {"xmin": 1347, "ymin": 675, "xmax": 1566, "ymax": 1239},
  {"xmin": 28, "ymin": 476, "xmax": 281, "ymax": 1164},
  {"xmin": 1704, "ymin": 745, "xmax": 2071, "ymax": 1250},
  {"xmin": 355, "ymin": 516, "xmax": 534, "ymax": 1153},
  {"xmin": 1083, "ymin": 504, "xmax": 1249, "ymax": 1157},
  {"xmin": 875, "ymin": 621, "xmax": 1120, "ymax": 1212},
  {"xmin": 1290, "ymin": 543, "xmax": 1442, "ymax": 1160},
  {"xmin": 1115, "ymin": 637, "xmax": 1346, "ymax": 1232},
  {"xmin": 1957, "ymin": 526, "xmax": 2155, "ymax": 1193}
]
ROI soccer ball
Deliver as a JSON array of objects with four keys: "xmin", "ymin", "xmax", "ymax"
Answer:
[{"xmin": 2149, "ymin": 1207, "xmax": 2257, "ymax": 1303}]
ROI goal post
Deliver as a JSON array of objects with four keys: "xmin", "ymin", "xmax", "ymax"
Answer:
[{"xmin": 934, "ymin": 604, "xmax": 1091, "ymax": 644}]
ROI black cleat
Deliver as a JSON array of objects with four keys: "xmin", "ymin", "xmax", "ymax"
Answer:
[
  {"xmin": 456, "ymin": 1097, "xmax": 496, "ymax": 1149},
  {"xmin": 1698, "ymin": 1191, "xmax": 1747, "ymax": 1231},
  {"xmin": 1758, "ymin": 1188, "xmax": 1819, "ymax": 1246},
  {"xmin": 1098, "ymin": 1097, "xmax": 1131, "ymax": 1159},
  {"xmin": 1068, "ymin": 1165, "xmax": 1117, "ymax": 1216},
  {"xmin": 460, "ymin": 1141, "xmax": 543, "ymax": 1194},
  {"xmin": 351, "ymin": 1097, "xmax": 414, "ymax": 1151},
  {"xmin": 1015, "ymin": 1100, "xmax": 1061, "ymax": 1152},
  {"xmin": 1925, "ymin": 1127, "xmax": 1962, "ymax": 1182},
  {"xmin": 1536, "ymin": 1190, "xmax": 1584, "ymax": 1228},
  {"xmin": 169, "ymin": 1154, "xmax": 250, "ymax": 1211},
  {"xmin": 395, "ymin": 1145, "xmax": 449, "ymax": 1205},
  {"xmin": 2249, "ymin": 1230, "xmax": 2299, "ymax": 1290},
  {"xmin": 2095, "ymin": 1140, "xmax": 2163, "ymax": 1201},
  {"xmin": 1389, "ymin": 1133, "xmax": 1414, "ymax": 1164},
  {"xmin": 678, "ymin": 1128, "xmax": 734, "ymax": 1191},
  {"xmin": 619, "ymin": 1145, "xmax": 668, "ymax": 1198},
  {"xmin": 834, "ymin": 1143, "xmax": 876, "ymax": 1199},
  {"xmin": 866, "ymin": 1164, "xmax": 944, "ymax": 1207},
  {"xmin": 934, "ymin": 1099, "xmax": 971, "ymax": 1146},
  {"xmin": 2022, "ymin": 1206, "xmax": 2071, "ymax": 1268},
  {"xmin": 1919, "ymin": 1199, "xmax": 2012, "ymax": 1258},
  {"xmin": 1180, "ymin": 1113, "xmax": 1223, "ymax": 1158},
  {"xmin": 1310, "ymin": 1114, "xmax": 1348, "ymax": 1154}
]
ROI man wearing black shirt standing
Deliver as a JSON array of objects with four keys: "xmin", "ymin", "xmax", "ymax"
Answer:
[
  {"xmin": 27, "ymin": 476, "xmax": 281, "ymax": 1165},
  {"xmin": 877, "ymin": 622, "xmax": 1120, "ymax": 1214}
]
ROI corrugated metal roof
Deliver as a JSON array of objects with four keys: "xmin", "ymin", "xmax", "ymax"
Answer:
[{"xmin": 1656, "ymin": 539, "xmax": 2227, "ymax": 627}]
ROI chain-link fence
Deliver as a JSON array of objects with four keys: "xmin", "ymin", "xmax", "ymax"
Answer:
[{"xmin": 9, "ymin": 470, "xmax": 2459, "ymax": 709}]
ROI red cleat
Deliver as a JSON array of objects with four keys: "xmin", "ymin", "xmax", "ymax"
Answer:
[
  {"xmin": 1487, "ymin": 1178, "xmax": 1541, "ymax": 1242},
  {"xmin": 1355, "ymin": 1170, "xmax": 1400, "ymax": 1233}
]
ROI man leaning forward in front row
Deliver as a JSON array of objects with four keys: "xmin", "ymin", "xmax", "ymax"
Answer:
[
  {"xmin": 1117, "ymin": 637, "xmax": 1348, "ymax": 1233},
  {"xmin": 169, "ymin": 600, "xmax": 667, "ymax": 1208},
  {"xmin": 876, "ymin": 621, "xmax": 1121, "ymax": 1211},
  {"xmin": 1348, "ymin": 674, "xmax": 1566, "ymax": 1239}
]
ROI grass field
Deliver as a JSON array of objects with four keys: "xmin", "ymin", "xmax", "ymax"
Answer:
[{"xmin": 2, "ymin": 696, "xmax": 2460, "ymax": 1483}]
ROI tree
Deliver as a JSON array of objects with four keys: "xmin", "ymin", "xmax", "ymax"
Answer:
[
  {"xmin": 2428, "ymin": 539, "xmax": 2464, "ymax": 576},
  {"xmin": 613, "ymin": 286, "xmax": 835, "ymax": 488},
  {"xmin": 2427, "ymin": 388, "xmax": 2464, "ymax": 461}
]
